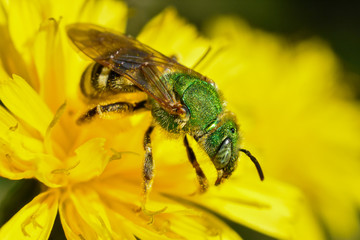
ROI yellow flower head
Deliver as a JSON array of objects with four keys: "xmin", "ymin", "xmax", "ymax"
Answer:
[
  {"xmin": 0, "ymin": 0, "xmax": 333, "ymax": 239},
  {"xmin": 204, "ymin": 17, "xmax": 360, "ymax": 239}
]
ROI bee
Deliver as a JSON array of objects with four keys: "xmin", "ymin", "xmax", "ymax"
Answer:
[{"xmin": 67, "ymin": 23, "xmax": 264, "ymax": 198}]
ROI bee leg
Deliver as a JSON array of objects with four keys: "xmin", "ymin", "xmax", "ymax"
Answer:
[
  {"xmin": 140, "ymin": 125, "xmax": 167, "ymax": 222},
  {"xmin": 77, "ymin": 100, "xmax": 147, "ymax": 124},
  {"xmin": 142, "ymin": 125, "xmax": 155, "ymax": 204},
  {"xmin": 184, "ymin": 135, "xmax": 209, "ymax": 193}
]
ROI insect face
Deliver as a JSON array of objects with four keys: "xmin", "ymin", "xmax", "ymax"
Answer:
[{"xmin": 199, "ymin": 113, "xmax": 240, "ymax": 185}]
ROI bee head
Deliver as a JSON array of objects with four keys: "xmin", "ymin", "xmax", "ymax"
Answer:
[{"xmin": 200, "ymin": 113, "xmax": 264, "ymax": 185}]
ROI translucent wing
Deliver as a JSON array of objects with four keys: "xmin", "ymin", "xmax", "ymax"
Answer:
[{"xmin": 67, "ymin": 23, "xmax": 209, "ymax": 116}]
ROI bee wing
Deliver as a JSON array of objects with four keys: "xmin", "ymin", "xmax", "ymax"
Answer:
[{"xmin": 67, "ymin": 23, "xmax": 207, "ymax": 116}]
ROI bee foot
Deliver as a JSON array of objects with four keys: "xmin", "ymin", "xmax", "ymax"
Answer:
[{"xmin": 189, "ymin": 183, "xmax": 209, "ymax": 196}]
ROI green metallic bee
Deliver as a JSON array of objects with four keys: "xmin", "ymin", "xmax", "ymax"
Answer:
[{"xmin": 67, "ymin": 23, "xmax": 264, "ymax": 197}]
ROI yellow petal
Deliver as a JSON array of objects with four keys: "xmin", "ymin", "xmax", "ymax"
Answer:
[
  {"xmin": 0, "ymin": 138, "xmax": 36, "ymax": 180},
  {"xmin": 34, "ymin": 154, "xmax": 66, "ymax": 187},
  {"xmin": 0, "ymin": 74, "xmax": 53, "ymax": 137},
  {"xmin": 0, "ymin": 0, "xmax": 8, "ymax": 10},
  {"xmin": 206, "ymin": 17, "xmax": 360, "ymax": 239},
  {"xmin": 32, "ymin": 18, "xmax": 66, "ymax": 112},
  {"xmin": 67, "ymin": 138, "xmax": 109, "ymax": 183},
  {"xmin": 59, "ymin": 185, "xmax": 116, "ymax": 239},
  {"xmin": 0, "ymin": 106, "xmax": 41, "ymax": 179},
  {"xmin": 28, "ymin": 137, "xmax": 108, "ymax": 188},
  {"xmin": 0, "ymin": 105, "xmax": 17, "ymax": 132},
  {"xmin": 100, "ymin": 188, "xmax": 243, "ymax": 240},
  {"xmin": 61, "ymin": 25, "xmax": 89, "ymax": 100},
  {"xmin": 164, "ymin": 212, "xmax": 242, "ymax": 240},
  {"xmin": 0, "ymin": 106, "xmax": 65, "ymax": 184},
  {"xmin": 0, "ymin": 64, "xmax": 7, "ymax": 81},
  {"xmin": 0, "ymin": 1, "xmax": 5, "ymax": 24},
  {"xmin": 137, "ymin": 7, "xmax": 210, "ymax": 68},
  {"xmin": 0, "ymin": 23, "xmax": 34, "ymax": 88},
  {"xmin": 177, "ymin": 178, "xmax": 324, "ymax": 240},
  {"xmin": 0, "ymin": 190, "xmax": 59, "ymax": 239},
  {"xmin": 7, "ymin": 0, "xmax": 43, "ymax": 63},
  {"xmin": 0, "ymin": 131, "xmax": 64, "ymax": 186},
  {"xmin": 59, "ymin": 0, "xmax": 127, "ymax": 99},
  {"xmin": 51, "ymin": 0, "xmax": 87, "ymax": 22},
  {"xmin": 76, "ymin": 0, "xmax": 127, "ymax": 32},
  {"xmin": 95, "ymin": 168, "xmax": 243, "ymax": 240},
  {"xmin": 108, "ymin": 212, "xmax": 163, "ymax": 240},
  {"xmin": 59, "ymin": 196, "xmax": 98, "ymax": 239}
]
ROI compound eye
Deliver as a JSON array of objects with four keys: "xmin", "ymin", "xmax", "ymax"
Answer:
[{"xmin": 213, "ymin": 138, "xmax": 232, "ymax": 169}]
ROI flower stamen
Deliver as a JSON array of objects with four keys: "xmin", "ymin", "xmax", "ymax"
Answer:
[
  {"xmin": 44, "ymin": 102, "xmax": 66, "ymax": 155},
  {"xmin": 21, "ymin": 213, "xmax": 43, "ymax": 237},
  {"xmin": 9, "ymin": 123, "xmax": 18, "ymax": 131},
  {"xmin": 134, "ymin": 205, "xmax": 168, "ymax": 225},
  {"xmin": 109, "ymin": 149, "xmax": 139, "ymax": 161},
  {"xmin": 51, "ymin": 160, "xmax": 80, "ymax": 176}
]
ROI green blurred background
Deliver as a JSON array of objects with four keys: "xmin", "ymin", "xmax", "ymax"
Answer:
[{"xmin": 124, "ymin": 0, "xmax": 360, "ymax": 96}]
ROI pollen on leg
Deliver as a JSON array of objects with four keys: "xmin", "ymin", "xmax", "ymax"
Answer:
[{"xmin": 96, "ymin": 104, "xmax": 103, "ymax": 116}]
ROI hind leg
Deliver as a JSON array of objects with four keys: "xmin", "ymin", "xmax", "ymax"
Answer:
[
  {"xmin": 77, "ymin": 100, "xmax": 147, "ymax": 124},
  {"xmin": 142, "ymin": 125, "xmax": 155, "ymax": 204}
]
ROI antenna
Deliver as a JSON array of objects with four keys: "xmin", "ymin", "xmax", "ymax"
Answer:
[
  {"xmin": 192, "ymin": 46, "xmax": 212, "ymax": 69},
  {"xmin": 239, "ymin": 149, "xmax": 264, "ymax": 181}
]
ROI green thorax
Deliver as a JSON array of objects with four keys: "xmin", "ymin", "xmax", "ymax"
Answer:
[{"xmin": 151, "ymin": 73, "xmax": 223, "ymax": 135}]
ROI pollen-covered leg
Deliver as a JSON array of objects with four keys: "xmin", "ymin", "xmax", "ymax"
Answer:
[
  {"xmin": 77, "ymin": 100, "xmax": 147, "ymax": 124},
  {"xmin": 184, "ymin": 136, "xmax": 209, "ymax": 193},
  {"xmin": 134, "ymin": 125, "xmax": 166, "ymax": 222},
  {"xmin": 142, "ymin": 125, "xmax": 155, "ymax": 205}
]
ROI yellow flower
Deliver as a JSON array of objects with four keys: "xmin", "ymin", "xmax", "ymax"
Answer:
[
  {"xmin": 203, "ymin": 17, "xmax": 360, "ymax": 239},
  {"xmin": 0, "ymin": 1, "xmax": 322, "ymax": 239}
]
